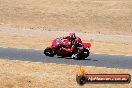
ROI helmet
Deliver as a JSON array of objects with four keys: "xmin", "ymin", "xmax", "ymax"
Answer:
[{"xmin": 69, "ymin": 33, "xmax": 76, "ymax": 40}]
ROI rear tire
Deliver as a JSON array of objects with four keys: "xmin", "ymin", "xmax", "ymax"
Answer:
[{"xmin": 44, "ymin": 47, "xmax": 54, "ymax": 57}]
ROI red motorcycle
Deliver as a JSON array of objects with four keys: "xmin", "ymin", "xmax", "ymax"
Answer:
[{"xmin": 44, "ymin": 37, "xmax": 91, "ymax": 60}]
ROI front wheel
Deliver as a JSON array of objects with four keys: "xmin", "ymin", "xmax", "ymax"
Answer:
[
  {"xmin": 83, "ymin": 49, "xmax": 90, "ymax": 58},
  {"xmin": 73, "ymin": 49, "xmax": 90, "ymax": 60},
  {"xmin": 44, "ymin": 47, "xmax": 54, "ymax": 57}
]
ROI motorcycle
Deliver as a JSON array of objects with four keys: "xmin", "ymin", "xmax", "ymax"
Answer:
[{"xmin": 44, "ymin": 37, "xmax": 91, "ymax": 60}]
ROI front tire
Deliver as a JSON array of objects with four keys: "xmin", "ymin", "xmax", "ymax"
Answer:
[
  {"xmin": 75, "ymin": 49, "xmax": 90, "ymax": 60},
  {"xmin": 83, "ymin": 49, "xmax": 90, "ymax": 58},
  {"xmin": 44, "ymin": 47, "xmax": 54, "ymax": 57}
]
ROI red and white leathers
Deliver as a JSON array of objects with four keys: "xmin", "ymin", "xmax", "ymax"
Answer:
[{"xmin": 61, "ymin": 33, "xmax": 83, "ymax": 58}]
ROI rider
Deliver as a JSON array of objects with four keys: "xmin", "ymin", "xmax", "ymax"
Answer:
[{"xmin": 61, "ymin": 33, "xmax": 83, "ymax": 59}]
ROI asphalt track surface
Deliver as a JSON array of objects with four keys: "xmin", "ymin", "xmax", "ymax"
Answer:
[{"xmin": 0, "ymin": 47, "xmax": 132, "ymax": 69}]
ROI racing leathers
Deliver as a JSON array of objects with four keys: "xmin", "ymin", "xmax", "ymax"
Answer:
[{"xmin": 61, "ymin": 36, "xmax": 83, "ymax": 59}]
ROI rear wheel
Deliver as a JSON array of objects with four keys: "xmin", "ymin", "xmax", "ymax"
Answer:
[{"xmin": 44, "ymin": 47, "xmax": 54, "ymax": 57}]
